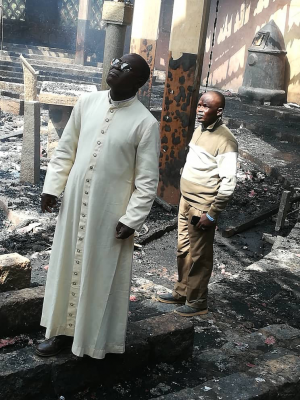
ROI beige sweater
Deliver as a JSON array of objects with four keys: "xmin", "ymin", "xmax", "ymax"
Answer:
[{"xmin": 181, "ymin": 119, "xmax": 238, "ymax": 219}]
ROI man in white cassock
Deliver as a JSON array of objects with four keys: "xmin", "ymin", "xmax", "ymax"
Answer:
[{"xmin": 36, "ymin": 54, "xmax": 160, "ymax": 359}]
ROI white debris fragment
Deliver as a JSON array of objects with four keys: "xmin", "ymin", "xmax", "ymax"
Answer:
[
  {"xmin": 255, "ymin": 377, "xmax": 266, "ymax": 383},
  {"xmin": 203, "ymin": 386, "xmax": 212, "ymax": 391}
]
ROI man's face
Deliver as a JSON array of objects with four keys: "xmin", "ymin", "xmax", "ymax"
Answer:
[
  {"xmin": 197, "ymin": 93, "xmax": 223, "ymax": 127},
  {"xmin": 106, "ymin": 54, "xmax": 143, "ymax": 92}
]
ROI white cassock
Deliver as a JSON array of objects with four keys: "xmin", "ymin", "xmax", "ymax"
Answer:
[{"xmin": 41, "ymin": 90, "xmax": 160, "ymax": 359}]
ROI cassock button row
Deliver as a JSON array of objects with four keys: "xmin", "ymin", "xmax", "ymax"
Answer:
[
  {"xmin": 86, "ymin": 179, "xmax": 90, "ymax": 182},
  {"xmin": 93, "ymin": 153, "xmax": 97, "ymax": 157},
  {"xmin": 85, "ymin": 191, "xmax": 88, "ymax": 194},
  {"xmin": 101, "ymin": 130, "xmax": 104, "ymax": 134},
  {"xmin": 82, "ymin": 214, "xmax": 85, "ymax": 217},
  {"xmin": 105, "ymin": 118, "xmax": 109, "ymax": 122},
  {"xmin": 69, "ymin": 313, "xmax": 72, "ymax": 317},
  {"xmin": 110, "ymin": 110, "xmax": 114, "ymax": 113},
  {"xmin": 69, "ymin": 324, "xmax": 72, "ymax": 327},
  {"xmin": 76, "ymin": 261, "xmax": 80, "ymax": 264},
  {"xmin": 80, "ymin": 226, "xmax": 84, "ymax": 229},
  {"xmin": 70, "ymin": 303, "xmax": 74, "ymax": 306},
  {"xmin": 79, "ymin": 237, "xmax": 83, "ymax": 241},
  {"xmin": 72, "ymin": 292, "xmax": 76, "ymax": 296},
  {"xmin": 83, "ymin": 202, "xmax": 87, "ymax": 206},
  {"xmin": 73, "ymin": 282, "xmax": 76, "ymax": 285},
  {"xmin": 90, "ymin": 166, "xmax": 94, "ymax": 170},
  {"xmin": 77, "ymin": 249, "xmax": 80, "ymax": 252},
  {"xmin": 97, "ymin": 141, "xmax": 101, "ymax": 145},
  {"xmin": 74, "ymin": 272, "xmax": 78, "ymax": 275}
]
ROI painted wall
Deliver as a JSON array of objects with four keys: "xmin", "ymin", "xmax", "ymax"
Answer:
[
  {"xmin": 155, "ymin": 0, "xmax": 174, "ymax": 70},
  {"xmin": 202, "ymin": 0, "xmax": 300, "ymax": 103}
]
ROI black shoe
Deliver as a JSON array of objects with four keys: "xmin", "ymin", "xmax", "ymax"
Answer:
[
  {"xmin": 174, "ymin": 305, "xmax": 208, "ymax": 317},
  {"xmin": 35, "ymin": 335, "xmax": 73, "ymax": 357},
  {"xmin": 157, "ymin": 293, "xmax": 186, "ymax": 304}
]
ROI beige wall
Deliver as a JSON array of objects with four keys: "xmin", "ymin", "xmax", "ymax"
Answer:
[{"xmin": 202, "ymin": 0, "xmax": 300, "ymax": 103}]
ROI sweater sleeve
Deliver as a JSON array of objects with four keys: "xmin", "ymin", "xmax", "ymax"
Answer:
[
  {"xmin": 42, "ymin": 97, "xmax": 82, "ymax": 197},
  {"xmin": 207, "ymin": 139, "xmax": 238, "ymax": 219},
  {"xmin": 119, "ymin": 121, "xmax": 160, "ymax": 231}
]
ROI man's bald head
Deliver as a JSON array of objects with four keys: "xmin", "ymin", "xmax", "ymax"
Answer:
[
  {"xmin": 106, "ymin": 53, "xmax": 150, "ymax": 95},
  {"xmin": 201, "ymin": 91, "xmax": 225, "ymax": 109},
  {"xmin": 123, "ymin": 53, "xmax": 151, "ymax": 87},
  {"xmin": 197, "ymin": 91, "xmax": 225, "ymax": 128}
]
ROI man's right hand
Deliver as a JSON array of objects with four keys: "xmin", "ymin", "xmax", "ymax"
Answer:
[{"xmin": 41, "ymin": 193, "xmax": 58, "ymax": 213}]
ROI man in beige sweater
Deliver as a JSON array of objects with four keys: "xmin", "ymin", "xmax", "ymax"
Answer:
[{"xmin": 158, "ymin": 91, "xmax": 238, "ymax": 316}]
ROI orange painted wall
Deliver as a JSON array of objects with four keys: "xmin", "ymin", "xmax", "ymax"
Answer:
[{"xmin": 202, "ymin": 0, "xmax": 300, "ymax": 103}]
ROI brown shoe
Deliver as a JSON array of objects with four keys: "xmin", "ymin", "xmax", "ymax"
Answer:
[
  {"xmin": 35, "ymin": 335, "xmax": 73, "ymax": 357},
  {"xmin": 157, "ymin": 293, "xmax": 186, "ymax": 304}
]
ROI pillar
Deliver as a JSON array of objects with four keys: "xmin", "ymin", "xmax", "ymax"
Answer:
[
  {"xmin": 47, "ymin": 105, "xmax": 72, "ymax": 158},
  {"xmin": 130, "ymin": 0, "xmax": 162, "ymax": 108},
  {"xmin": 20, "ymin": 55, "xmax": 38, "ymax": 102},
  {"xmin": 101, "ymin": 0, "xmax": 134, "ymax": 91},
  {"xmin": 75, "ymin": 0, "xmax": 92, "ymax": 65},
  {"xmin": 158, "ymin": 0, "xmax": 211, "ymax": 204},
  {"xmin": 20, "ymin": 101, "xmax": 40, "ymax": 184}
]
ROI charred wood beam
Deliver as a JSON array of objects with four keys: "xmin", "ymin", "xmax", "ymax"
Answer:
[{"xmin": 222, "ymin": 195, "xmax": 300, "ymax": 238}]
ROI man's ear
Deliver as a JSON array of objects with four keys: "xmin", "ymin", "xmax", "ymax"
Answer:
[{"xmin": 217, "ymin": 108, "xmax": 223, "ymax": 117}]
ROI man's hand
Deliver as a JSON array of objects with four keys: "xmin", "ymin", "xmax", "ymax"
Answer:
[
  {"xmin": 196, "ymin": 213, "xmax": 215, "ymax": 231},
  {"xmin": 41, "ymin": 193, "xmax": 58, "ymax": 213},
  {"xmin": 115, "ymin": 221, "xmax": 135, "ymax": 239}
]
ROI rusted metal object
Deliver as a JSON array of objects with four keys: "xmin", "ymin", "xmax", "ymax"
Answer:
[
  {"xmin": 158, "ymin": 52, "xmax": 198, "ymax": 204},
  {"xmin": 238, "ymin": 20, "xmax": 287, "ymax": 106},
  {"xmin": 131, "ymin": 38, "xmax": 156, "ymax": 108}
]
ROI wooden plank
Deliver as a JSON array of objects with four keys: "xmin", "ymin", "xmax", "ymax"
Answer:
[
  {"xmin": 155, "ymin": 195, "xmax": 173, "ymax": 212},
  {"xmin": 222, "ymin": 195, "xmax": 300, "ymax": 238},
  {"xmin": 275, "ymin": 190, "xmax": 292, "ymax": 231},
  {"xmin": 222, "ymin": 206, "xmax": 280, "ymax": 238},
  {"xmin": 0, "ymin": 130, "xmax": 23, "ymax": 141}
]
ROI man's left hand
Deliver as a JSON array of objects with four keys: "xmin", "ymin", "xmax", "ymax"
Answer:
[
  {"xmin": 196, "ymin": 213, "xmax": 215, "ymax": 231},
  {"xmin": 116, "ymin": 221, "xmax": 135, "ymax": 239}
]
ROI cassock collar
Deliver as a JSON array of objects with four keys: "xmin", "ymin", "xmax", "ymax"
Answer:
[{"xmin": 108, "ymin": 90, "xmax": 137, "ymax": 109}]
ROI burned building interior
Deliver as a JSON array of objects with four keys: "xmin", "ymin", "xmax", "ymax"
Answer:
[{"xmin": 1, "ymin": 0, "xmax": 300, "ymax": 399}]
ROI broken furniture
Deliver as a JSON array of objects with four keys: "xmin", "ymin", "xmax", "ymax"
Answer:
[
  {"xmin": 238, "ymin": 20, "xmax": 287, "ymax": 106},
  {"xmin": 39, "ymin": 81, "xmax": 97, "ymax": 158}
]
